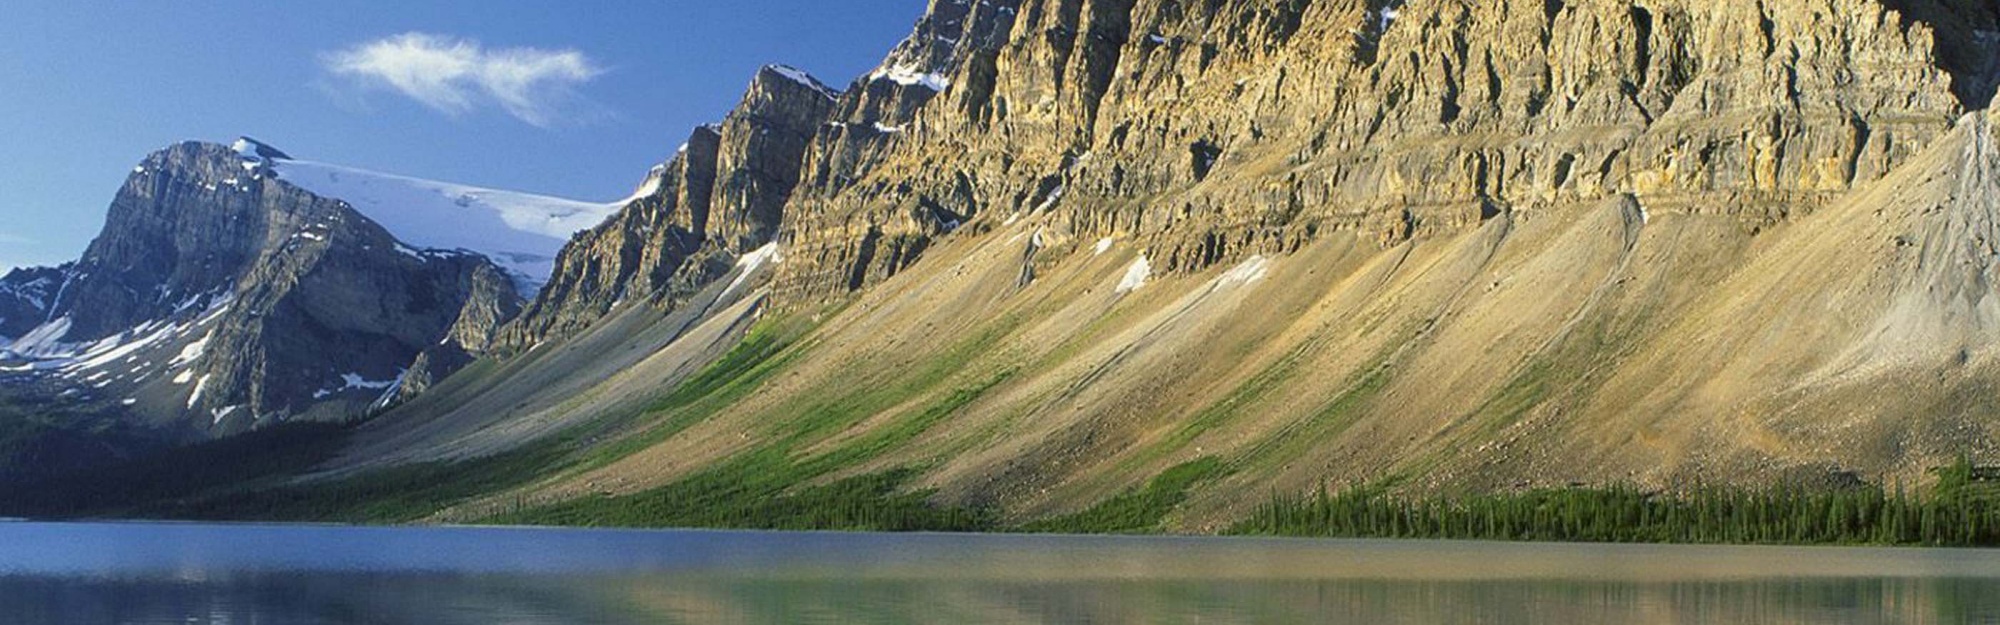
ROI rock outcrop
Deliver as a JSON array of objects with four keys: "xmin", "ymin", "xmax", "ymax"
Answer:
[
  {"xmin": 496, "ymin": 65, "xmax": 838, "ymax": 351},
  {"xmin": 769, "ymin": 0, "xmax": 2000, "ymax": 302},
  {"xmin": 0, "ymin": 266, "xmax": 66, "ymax": 345}
]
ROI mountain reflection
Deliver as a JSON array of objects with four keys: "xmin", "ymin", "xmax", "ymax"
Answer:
[
  {"xmin": 3, "ymin": 524, "xmax": 2000, "ymax": 624},
  {"xmin": 6, "ymin": 574, "xmax": 1998, "ymax": 624}
]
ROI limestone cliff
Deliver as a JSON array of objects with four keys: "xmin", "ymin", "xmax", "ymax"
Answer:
[
  {"xmin": 350, "ymin": 0, "xmax": 2000, "ymax": 527},
  {"xmin": 497, "ymin": 65, "xmax": 838, "ymax": 351},
  {"xmin": 773, "ymin": 0, "xmax": 1999, "ymax": 301}
]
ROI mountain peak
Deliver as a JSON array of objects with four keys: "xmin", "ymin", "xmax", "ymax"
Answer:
[
  {"xmin": 228, "ymin": 136, "xmax": 291, "ymax": 162},
  {"xmin": 759, "ymin": 64, "xmax": 839, "ymax": 100}
]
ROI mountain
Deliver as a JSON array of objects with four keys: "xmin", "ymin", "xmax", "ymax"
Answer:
[
  {"xmin": 0, "ymin": 266, "xmax": 65, "ymax": 347},
  {"xmin": 0, "ymin": 138, "xmax": 639, "ymax": 461},
  {"xmin": 13, "ymin": 0, "xmax": 2000, "ymax": 532},
  {"xmin": 264, "ymin": 150, "xmax": 629, "ymax": 295}
]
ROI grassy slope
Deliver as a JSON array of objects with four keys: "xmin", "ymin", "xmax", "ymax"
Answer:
[
  {"xmin": 14, "ymin": 122, "xmax": 2000, "ymax": 541},
  {"xmin": 5, "ymin": 283, "xmax": 1997, "ymax": 545}
]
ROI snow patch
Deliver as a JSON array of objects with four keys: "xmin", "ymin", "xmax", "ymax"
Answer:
[
  {"xmin": 171, "ymin": 330, "xmax": 214, "ymax": 368},
  {"xmin": 312, "ymin": 372, "xmax": 401, "ymax": 400},
  {"xmin": 168, "ymin": 295, "xmax": 200, "ymax": 314},
  {"xmin": 186, "ymin": 374, "xmax": 211, "ymax": 409},
  {"xmin": 1094, "ymin": 238, "xmax": 1115, "ymax": 256},
  {"xmin": 1117, "ymin": 256, "xmax": 1152, "ymax": 294},
  {"xmin": 0, "ymin": 359, "xmax": 70, "ymax": 373},
  {"xmin": 869, "ymin": 63, "xmax": 951, "ymax": 91},
  {"xmin": 1218, "ymin": 255, "xmax": 1272, "ymax": 286},
  {"xmin": 1034, "ymin": 185, "xmax": 1066, "ymax": 212},
  {"xmin": 230, "ymin": 138, "xmax": 261, "ymax": 160},
  {"xmin": 369, "ymin": 370, "xmax": 411, "ymax": 409},
  {"xmin": 618, "ymin": 164, "xmax": 669, "ymax": 205},
  {"xmin": 1374, "ymin": 1, "xmax": 1405, "ymax": 33},
  {"xmin": 766, "ymin": 64, "xmax": 839, "ymax": 99},
  {"xmin": 65, "ymin": 321, "xmax": 177, "ymax": 372},
  {"xmin": 5, "ymin": 317, "xmax": 76, "ymax": 359},
  {"xmin": 720, "ymin": 243, "xmax": 782, "ymax": 300},
  {"xmin": 341, "ymin": 372, "xmax": 398, "ymax": 390}
]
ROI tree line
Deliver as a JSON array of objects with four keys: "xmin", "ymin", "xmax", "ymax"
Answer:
[{"xmin": 1235, "ymin": 457, "xmax": 2000, "ymax": 546}]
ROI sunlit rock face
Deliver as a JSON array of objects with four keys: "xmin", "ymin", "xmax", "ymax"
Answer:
[
  {"xmin": 770, "ymin": 0, "xmax": 1999, "ymax": 302},
  {"xmin": 497, "ymin": 65, "xmax": 837, "ymax": 351}
]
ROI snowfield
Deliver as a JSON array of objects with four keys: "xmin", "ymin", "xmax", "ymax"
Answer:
[{"xmin": 256, "ymin": 144, "xmax": 633, "ymax": 293}]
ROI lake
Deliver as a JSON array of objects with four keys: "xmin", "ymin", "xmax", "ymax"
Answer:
[{"xmin": 2, "ymin": 522, "xmax": 1999, "ymax": 624}]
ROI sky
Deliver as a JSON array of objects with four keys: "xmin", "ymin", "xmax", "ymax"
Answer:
[{"xmin": 0, "ymin": 1, "xmax": 926, "ymax": 273}]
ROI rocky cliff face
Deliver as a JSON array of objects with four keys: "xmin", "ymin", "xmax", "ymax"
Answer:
[
  {"xmin": 497, "ymin": 65, "xmax": 838, "ymax": 351},
  {"xmin": 332, "ymin": 0, "xmax": 2000, "ymax": 528},
  {"xmin": 769, "ymin": 0, "xmax": 2000, "ymax": 301},
  {"xmin": 0, "ymin": 266, "xmax": 66, "ymax": 346},
  {"xmin": 509, "ymin": 0, "xmax": 2000, "ymax": 327},
  {"xmin": 0, "ymin": 140, "xmax": 521, "ymax": 437}
]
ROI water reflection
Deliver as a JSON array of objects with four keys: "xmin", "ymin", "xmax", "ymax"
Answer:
[{"xmin": 3, "ymin": 523, "xmax": 1999, "ymax": 624}]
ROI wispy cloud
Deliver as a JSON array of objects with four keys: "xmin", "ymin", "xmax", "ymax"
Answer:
[
  {"xmin": 0, "ymin": 232, "xmax": 31, "ymax": 245},
  {"xmin": 322, "ymin": 33, "xmax": 605, "ymax": 127}
]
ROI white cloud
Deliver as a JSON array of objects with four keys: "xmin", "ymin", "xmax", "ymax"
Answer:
[{"xmin": 322, "ymin": 33, "xmax": 605, "ymax": 127}]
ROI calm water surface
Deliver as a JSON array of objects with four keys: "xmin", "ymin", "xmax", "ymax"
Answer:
[{"xmin": 2, "ymin": 522, "xmax": 1999, "ymax": 624}]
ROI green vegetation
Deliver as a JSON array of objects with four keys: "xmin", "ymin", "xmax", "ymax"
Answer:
[
  {"xmin": 1236, "ymin": 457, "xmax": 2000, "ymax": 547},
  {"xmin": 485, "ymin": 365, "xmax": 1019, "ymax": 531},
  {"xmin": 1133, "ymin": 347, "xmax": 1310, "ymax": 471},
  {"xmin": 0, "ymin": 421, "xmax": 349, "ymax": 518},
  {"xmin": 572, "ymin": 320, "xmax": 810, "ymax": 471},
  {"xmin": 147, "ymin": 442, "xmax": 568, "ymax": 522},
  {"xmin": 1019, "ymin": 457, "xmax": 1228, "ymax": 534},
  {"xmin": 0, "ymin": 318, "xmax": 820, "ymax": 523},
  {"xmin": 92, "ymin": 317, "xmax": 826, "ymax": 523},
  {"xmin": 0, "ymin": 313, "xmax": 1031, "ymax": 529},
  {"xmin": 488, "ymin": 463, "xmax": 989, "ymax": 532},
  {"xmin": 1238, "ymin": 363, "xmax": 1392, "ymax": 474},
  {"xmin": 0, "ymin": 398, "xmax": 153, "ymax": 482},
  {"xmin": 493, "ymin": 317, "xmax": 1015, "ymax": 528},
  {"xmin": 11, "ymin": 305, "xmax": 2000, "ymax": 550}
]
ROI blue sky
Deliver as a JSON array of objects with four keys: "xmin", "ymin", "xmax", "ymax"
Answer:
[{"xmin": 0, "ymin": 1, "xmax": 925, "ymax": 272}]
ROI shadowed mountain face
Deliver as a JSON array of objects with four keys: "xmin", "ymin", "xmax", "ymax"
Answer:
[
  {"xmin": 14, "ymin": 0, "xmax": 2000, "ymax": 527},
  {"xmin": 0, "ymin": 140, "xmax": 521, "ymax": 445},
  {"xmin": 0, "ymin": 266, "xmax": 65, "ymax": 343}
]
